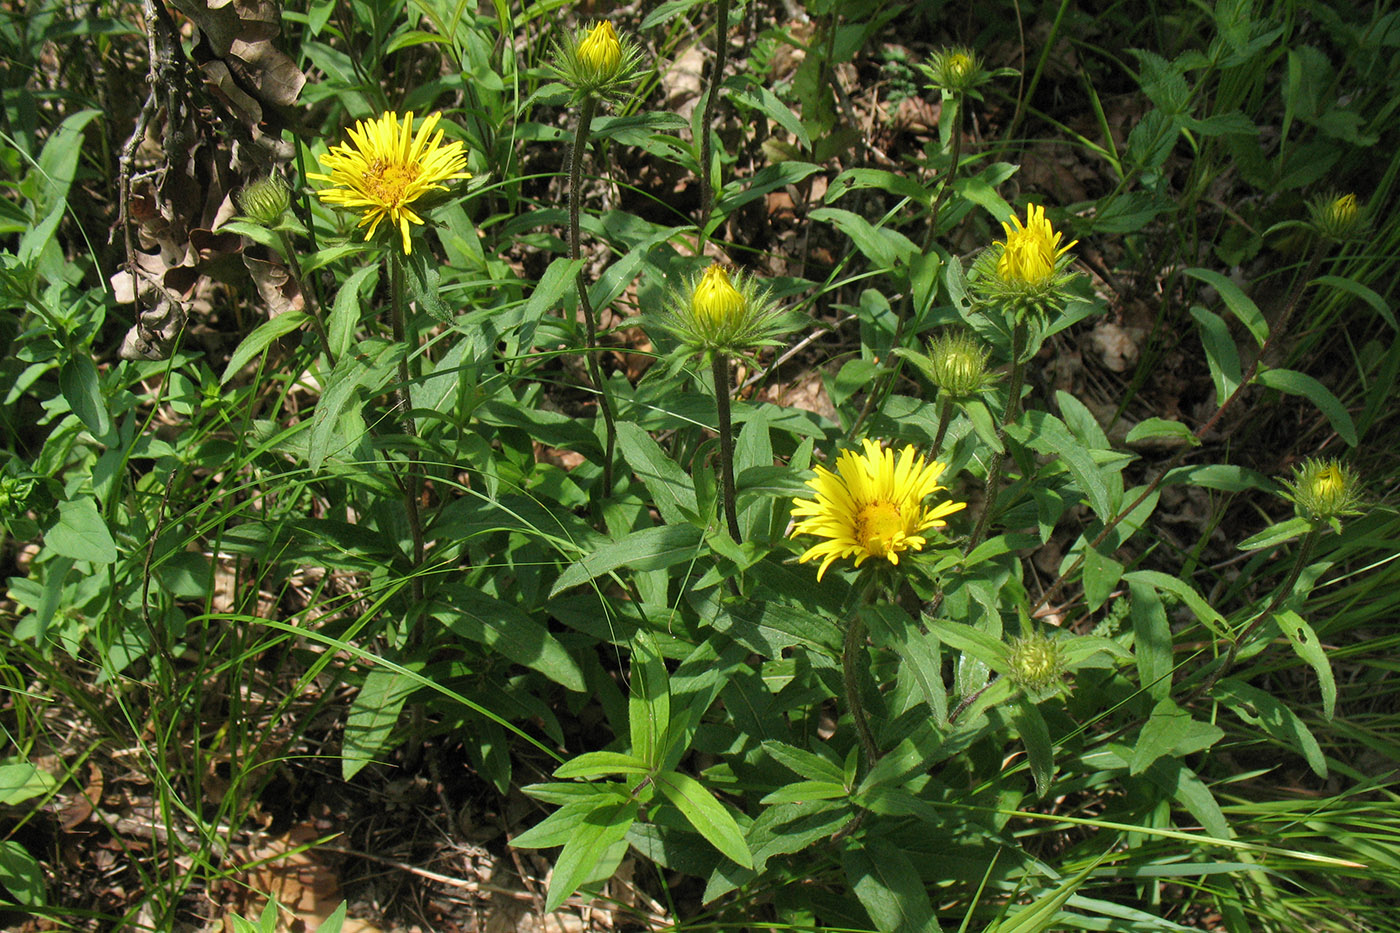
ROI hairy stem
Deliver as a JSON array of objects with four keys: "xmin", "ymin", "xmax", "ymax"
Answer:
[
  {"xmin": 924, "ymin": 92, "xmax": 965, "ymax": 251},
  {"xmin": 1032, "ymin": 244, "xmax": 1328, "ymax": 617},
  {"xmin": 1188, "ymin": 527, "xmax": 1322, "ymax": 703},
  {"xmin": 389, "ymin": 249, "xmax": 425, "ymax": 607},
  {"xmin": 931, "ymin": 397, "xmax": 955, "ymax": 456},
  {"xmin": 843, "ymin": 614, "xmax": 878, "ymax": 771},
  {"xmin": 568, "ymin": 94, "xmax": 617, "ymax": 494},
  {"xmin": 967, "ymin": 320, "xmax": 1027, "ymax": 551},
  {"xmin": 698, "ymin": 0, "xmax": 732, "ymax": 227},
  {"xmin": 712, "ymin": 352, "xmax": 741, "ymax": 541}
]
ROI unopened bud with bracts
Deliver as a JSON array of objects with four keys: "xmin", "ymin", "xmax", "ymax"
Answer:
[
  {"xmin": 1309, "ymin": 192, "xmax": 1366, "ymax": 242},
  {"xmin": 552, "ymin": 19, "xmax": 645, "ymax": 102},
  {"xmin": 928, "ymin": 330, "xmax": 995, "ymax": 398},
  {"xmin": 1283, "ymin": 457, "xmax": 1363, "ymax": 530},
  {"xmin": 1007, "ymin": 632, "xmax": 1068, "ymax": 695},
  {"xmin": 238, "ymin": 175, "xmax": 292, "ymax": 228}
]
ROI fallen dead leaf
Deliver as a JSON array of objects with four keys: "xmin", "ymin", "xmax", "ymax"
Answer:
[
  {"xmin": 1091, "ymin": 320, "xmax": 1140, "ymax": 373},
  {"xmin": 230, "ymin": 824, "xmax": 383, "ymax": 933}
]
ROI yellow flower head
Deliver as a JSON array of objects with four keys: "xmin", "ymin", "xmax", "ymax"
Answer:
[
  {"xmin": 577, "ymin": 21, "xmax": 623, "ymax": 79},
  {"xmin": 692, "ymin": 264, "xmax": 746, "ymax": 329},
  {"xmin": 946, "ymin": 52, "xmax": 974, "ymax": 82},
  {"xmin": 308, "ymin": 111, "xmax": 471, "ymax": 255},
  {"xmin": 790, "ymin": 439, "xmax": 966, "ymax": 581},
  {"xmin": 1327, "ymin": 194, "xmax": 1359, "ymax": 228},
  {"xmin": 1284, "ymin": 457, "xmax": 1362, "ymax": 526},
  {"xmin": 1310, "ymin": 192, "xmax": 1365, "ymax": 241},
  {"xmin": 996, "ymin": 204, "xmax": 1076, "ymax": 287}
]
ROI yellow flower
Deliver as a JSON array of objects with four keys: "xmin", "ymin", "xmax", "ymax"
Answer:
[
  {"xmin": 308, "ymin": 111, "xmax": 471, "ymax": 255},
  {"xmin": 790, "ymin": 439, "xmax": 966, "ymax": 580},
  {"xmin": 1284, "ymin": 457, "xmax": 1362, "ymax": 525},
  {"xmin": 1310, "ymin": 192, "xmax": 1365, "ymax": 241},
  {"xmin": 946, "ymin": 52, "xmax": 973, "ymax": 82},
  {"xmin": 577, "ymin": 21, "xmax": 622, "ymax": 79},
  {"xmin": 1327, "ymin": 194, "xmax": 1359, "ymax": 228},
  {"xmin": 692, "ymin": 264, "xmax": 746, "ymax": 329},
  {"xmin": 996, "ymin": 204, "xmax": 1076, "ymax": 287},
  {"xmin": 1314, "ymin": 464, "xmax": 1345, "ymax": 499}
]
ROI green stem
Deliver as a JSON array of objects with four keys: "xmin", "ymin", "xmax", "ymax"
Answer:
[
  {"xmin": 1003, "ymin": 0, "xmax": 1072, "ymax": 146},
  {"xmin": 277, "ymin": 229, "xmax": 336, "ymax": 365},
  {"xmin": 1188, "ymin": 527, "xmax": 1322, "ymax": 703},
  {"xmin": 967, "ymin": 320, "xmax": 1027, "ymax": 551},
  {"xmin": 389, "ymin": 249, "xmax": 425, "ymax": 606},
  {"xmin": 851, "ymin": 93, "xmax": 969, "ymax": 440},
  {"xmin": 843, "ymin": 613, "xmax": 878, "ymax": 772},
  {"xmin": 1031, "ymin": 243, "xmax": 1329, "ymax": 617},
  {"xmin": 698, "ymin": 0, "xmax": 732, "ymax": 228},
  {"xmin": 568, "ymin": 93, "xmax": 617, "ymax": 495},
  {"xmin": 931, "ymin": 397, "xmax": 955, "ymax": 456},
  {"xmin": 924, "ymin": 92, "xmax": 965, "ymax": 251},
  {"xmin": 712, "ymin": 352, "xmax": 741, "ymax": 542}
]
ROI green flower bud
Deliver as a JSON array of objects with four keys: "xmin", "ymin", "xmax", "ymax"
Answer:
[
  {"xmin": 1283, "ymin": 457, "xmax": 1362, "ymax": 527},
  {"xmin": 1309, "ymin": 192, "xmax": 1366, "ymax": 242},
  {"xmin": 1007, "ymin": 632, "xmax": 1067, "ymax": 694},
  {"xmin": 928, "ymin": 330, "xmax": 992, "ymax": 398},
  {"xmin": 552, "ymin": 19, "xmax": 645, "ymax": 102},
  {"xmin": 922, "ymin": 46, "xmax": 985, "ymax": 95},
  {"xmin": 238, "ymin": 175, "xmax": 292, "ymax": 228}
]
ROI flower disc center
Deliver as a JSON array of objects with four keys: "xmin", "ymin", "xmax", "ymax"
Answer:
[
  {"xmin": 855, "ymin": 501, "xmax": 905, "ymax": 557},
  {"xmin": 366, "ymin": 159, "xmax": 422, "ymax": 206}
]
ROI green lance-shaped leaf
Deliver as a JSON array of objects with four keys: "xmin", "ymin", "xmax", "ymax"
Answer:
[{"xmin": 654, "ymin": 771, "xmax": 753, "ymax": 869}]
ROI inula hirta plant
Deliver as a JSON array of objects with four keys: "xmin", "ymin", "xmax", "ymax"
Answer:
[
  {"xmin": 972, "ymin": 203, "xmax": 1078, "ymax": 315},
  {"xmin": 553, "ymin": 20, "xmax": 645, "ymax": 102},
  {"xmin": 790, "ymin": 439, "xmax": 965, "ymax": 580},
  {"xmin": 658, "ymin": 263, "xmax": 788, "ymax": 357},
  {"xmin": 1283, "ymin": 457, "xmax": 1363, "ymax": 529},
  {"xmin": 1309, "ymin": 191, "xmax": 1366, "ymax": 242},
  {"xmin": 928, "ymin": 329, "xmax": 995, "ymax": 399},
  {"xmin": 308, "ymin": 111, "xmax": 471, "ymax": 254}
]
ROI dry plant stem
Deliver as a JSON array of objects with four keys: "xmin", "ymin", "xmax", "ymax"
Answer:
[
  {"xmin": 968, "ymin": 320, "xmax": 1028, "ymax": 550},
  {"xmin": 569, "ymin": 93, "xmax": 617, "ymax": 494},
  {"xmin": 712, "ymin": 352, "xmax": 742, "ymax": 542},
  {"xmin": 1031, "ymin": 244, "xmax": 1328, "ymax": 617},
  {"xmin": 389, "ymin": 249, "xmax": 425, "ymax": 607},
  {"xmin": 843, "ymin": 614, "xmax": 879, "ymax": 771},
  {"xmin": 698, "ymin": 0, "xmax": 731, "ymax": 225},
  {"xmin": 1187, "ymin": 527, "xmax": 1322, "ymax": 704}
]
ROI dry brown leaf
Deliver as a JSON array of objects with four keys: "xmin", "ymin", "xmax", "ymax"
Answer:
[
  {"xmin": 1091, "ymin": 320, "xmax": 1140, "ymax": 373},
  {"xmin": 233, "ymin": 824, "xmax": 383, "ymax": 933}
]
